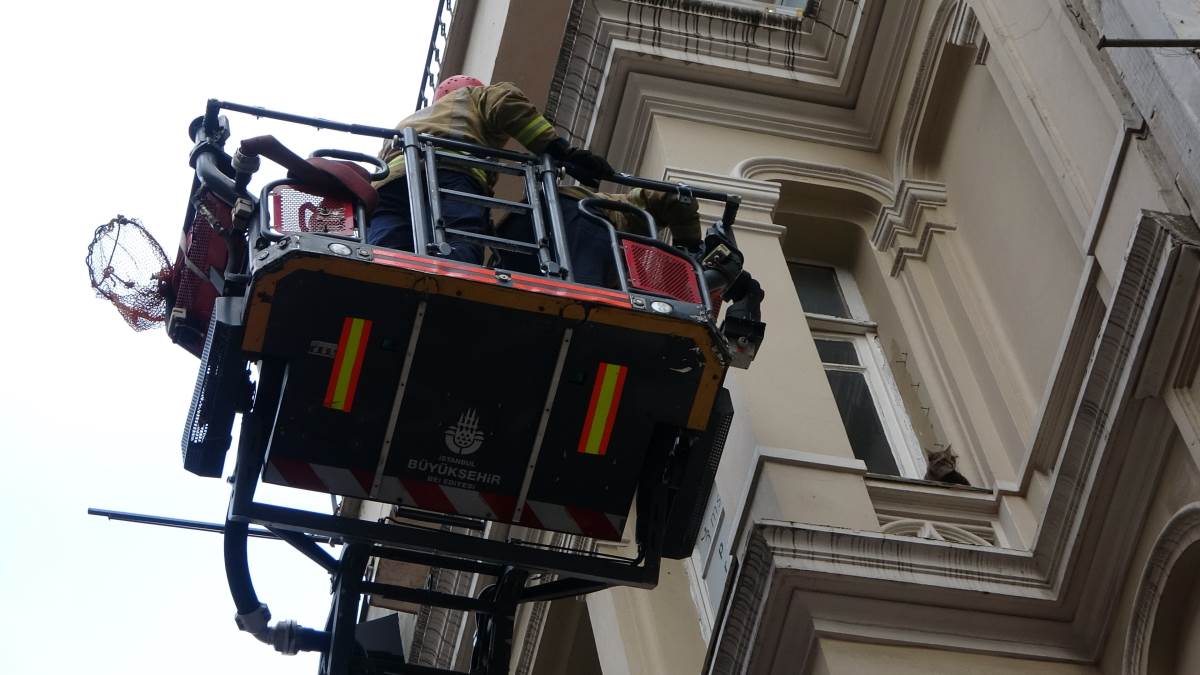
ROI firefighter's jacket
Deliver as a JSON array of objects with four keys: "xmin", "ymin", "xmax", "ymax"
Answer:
[
  {"xmin": 559, "ymin": 186, "xmax": 701, "ymax": 248},
  {"xmin": 376, "ymin": 82, "xmax": 560, "ymax": 191}
]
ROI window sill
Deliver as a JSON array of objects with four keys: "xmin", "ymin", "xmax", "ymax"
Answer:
[{"xmin": 805, "ymin": 313, "xmax": 878, "ymax": 334}]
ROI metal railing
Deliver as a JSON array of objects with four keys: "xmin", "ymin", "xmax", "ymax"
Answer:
[{"xmin": 416, "ymin": 0, "xmax": 455, "ymax": 111}]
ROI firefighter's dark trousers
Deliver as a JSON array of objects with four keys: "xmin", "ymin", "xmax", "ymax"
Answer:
[
  {"xmin": 369, "ymin": 170, "xmax": 487, "ymax": 264},
  {"xmin": 496, "ymin": 197, "xmax": 614, "ymax": 286}
]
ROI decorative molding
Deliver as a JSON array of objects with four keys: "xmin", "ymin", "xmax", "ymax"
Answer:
[
  {"xmin": 947, "ymin": 2, "xmax": 980, "ymax": 48},
  {"xmin": 662, "ymin": 167, "xmax": 782, "ymax": 215},
  {"xmin": 710, "ymin": 529, "xmax": 773, "ymax": 675},
  {"xmin": 1025, "ymin": 259, "xmax": 1105, "ymax": 476},
  {"xmin": 1123, "ymin": 503, "xmax": 1200, "ymax": 675},
  {"xmin": 975, "ymin": 34, "xmax": 991, "ymax": 65},
  {"xmin": 734, "ymin": 156, "xmax": 895, "ymax": 205},
  {"xmin": 889, "ymin": 221, "xmax": 956, "ymax": 277},
  {"xmin": 866, "ymin": 474, "xmax": 1004, "ymax": 547},
  {"xmin": 893, "ymin": 0, "xmax": 962, "ymax": 178},
  {"xmin": 606, "ymin": 73, "xmax": 888, "ymax": 179},
  {"xmin": 709, "ymin": 212, "xmax": 1198, "ymax": 670},
  {"xmin": 871, "ymin": 178, "xmax": 950, "ymax": 251},
  {"xmin": 1133, "ymin": 213, "xmax": 1200, "ymax": 399},
  {"xmin": 513, "ymin": 530, "xmax": 587, "ymax": 675},
  {"xmin": 878, "ymin": 517, "xmax": 994, "ymax": 546},
  {"xmin": 547, "ymin": 0, "xmax": 920, "ymax": 154},
  {"xmin": 409, "ymin": 562, "xmax": 474, "ymax": 669}
]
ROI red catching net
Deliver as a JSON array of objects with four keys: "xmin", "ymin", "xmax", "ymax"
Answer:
[{"xmin": 86, "ymin": 215, "xmax": 172, "ymax": 331}]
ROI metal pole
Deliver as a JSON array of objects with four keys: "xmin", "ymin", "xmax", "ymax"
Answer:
[
  {"xmin": 87, "ymin": 508, "xmax": 332, "ymax": 542},
  {"xmin": 423, "ymin": 141, "xmax": 452, "ymax": 257},
  {"xmin": 210, "ymin": 99, "xmax": 403, "ymax": 140},
  {"xmin": 540, "ymin": 156, "xmax": 574, "ymax": 281},
  {"xmin": 1097, "ymin": 35, "xmax": 1200, "ymax": 49},
  {"xmin": 403, "ymin": 128, "xmax": 432, "ymax": 256},
  {"xmin": 523, "ymin": 163, "xmax": 560, "ymax": 277}
]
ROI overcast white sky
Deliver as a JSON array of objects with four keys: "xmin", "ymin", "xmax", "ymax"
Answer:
[{"xmin": 0, "ymin": 2, "xmax": 438, "ymax": 673}]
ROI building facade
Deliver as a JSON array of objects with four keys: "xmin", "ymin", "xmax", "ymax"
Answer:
[{"xmin": 359, "ymin": 1, "xmax": 1200, "ymax": 672}]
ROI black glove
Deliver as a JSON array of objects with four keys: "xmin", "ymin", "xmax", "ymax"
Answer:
[{"xmin": 546, "ymin": 139, "xmax": 612, "ymax": 188}]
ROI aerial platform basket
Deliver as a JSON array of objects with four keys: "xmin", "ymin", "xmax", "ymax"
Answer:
[{"xmin": 165, "ymin": 99, "xmax": 760, "ymax": 675}]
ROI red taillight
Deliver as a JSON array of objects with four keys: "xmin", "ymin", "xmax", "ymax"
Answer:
[{"xmin": 621, "ymin": 240, "xmax": 702, "ymax": 304}]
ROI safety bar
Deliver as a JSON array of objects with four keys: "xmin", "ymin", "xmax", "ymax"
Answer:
[
  {"xmin": 610, "ymin": 171, "xmax": 741, "ymax": 245},
  {"xmin": 201, "ymin": 99, "xmax": 744, "ymax": 285},
  {"xmin": 574, "ymin": 199, "xmax": 632, "ymax": 295},
  {"xmin": 577, "ymin": 198, "xmax": 713, "ymax": 311},
  {"xmin": 202, "ymin": 100, "xmax": 743, "ymax": 216}
]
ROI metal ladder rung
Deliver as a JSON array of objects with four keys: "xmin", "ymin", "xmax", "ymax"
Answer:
[
  {"xmin": 443, "ymin": 227, "xmax": 543, "ymax": 254},
  {"xmin": 438, "ymin": 188, "xmax": 532, "ymax": 212},
  {"xmin": 433, "ymin": 150, "xmax": 527, "ymax": 177}
]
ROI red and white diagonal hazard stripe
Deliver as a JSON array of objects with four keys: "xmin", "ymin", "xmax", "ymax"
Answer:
[
  {"xmin": 263, "ymin": 454, "xmax": 624, "ymax": 540},
  {"xmin": 520, "ymin": 500, "xmax": 625, "ymax": 540},
  {"xmin": 264, "ymin": 459, "xmax": 372, "ymax": 497}
]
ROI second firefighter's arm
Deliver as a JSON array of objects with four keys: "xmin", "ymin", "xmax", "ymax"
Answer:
[
  {"xmin": 626, "ymin": 188, "xmax": 702, "ymax": 249},
  {"xmin": 477, "ymin": 82, "xmax": 561, "ymax": 153}
]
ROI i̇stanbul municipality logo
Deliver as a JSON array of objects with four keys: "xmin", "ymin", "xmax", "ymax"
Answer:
[{"xmin": 444, "ymin": 408, "xmax": 484, "ymax": 455}]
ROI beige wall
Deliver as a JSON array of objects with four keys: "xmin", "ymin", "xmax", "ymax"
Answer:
[
  {"xmin": 648, "ymin": 116, "xmax": 891, "ymax": 184},
  {"xmin": 927, "ymin": 51, "xmax": 1082, "ymax": 444},
  {"xmin": 587, "ymin": 559, "xmax": 708, "ymax": 675},
  {"xmin": 457, "ymin": 0, "xmax": 510, "ymax": 85}
]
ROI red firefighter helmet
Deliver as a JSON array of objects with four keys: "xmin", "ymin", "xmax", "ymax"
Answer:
[{"xmin": 434, "ymin": 75, "xmax": 484, "ymax": 102}]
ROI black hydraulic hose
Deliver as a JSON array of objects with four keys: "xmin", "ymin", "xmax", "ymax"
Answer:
[
  {"xmin": 724, "ymin": 274, "xmax": 764, "ymax": 323},
  {"xmin": 194, "ymin": 150, "xmax": 241, "ymax": 205},
  {"xmin": 224, "ymin": 518, "xmax": 261, "ymax": 615},
  {"xmin": 188, "ymin": 114, "xmax": 242, "ymax": 206}
]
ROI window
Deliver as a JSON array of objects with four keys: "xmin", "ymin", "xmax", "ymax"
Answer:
[{"xmin": 790, "ymin": 261, "xmax": 927, "ymax": 477}]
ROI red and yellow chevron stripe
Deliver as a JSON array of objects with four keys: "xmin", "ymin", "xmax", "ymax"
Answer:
[
  {"xmin": 323, "ymin": 317, "xmax": 372, "ymax": 412},
  {"xmin": 577, "ymin": 362, "xmax": 628, "ymax": 456}
]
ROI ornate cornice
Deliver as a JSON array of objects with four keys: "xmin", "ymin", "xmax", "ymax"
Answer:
[
  {"xmin": 873, "ymin": 177, "xmax": 945, "ymax": 251},
  {"xmin": 731, "ymin": 157, "xmax": 952, "ymax": 273},
  {"xmin": 734, "ymin": 156, "xmax": 895, "ymax": 204},
  {"xmin": 890, "ymin": 221, "xmax": 956, "ymax": 276}
]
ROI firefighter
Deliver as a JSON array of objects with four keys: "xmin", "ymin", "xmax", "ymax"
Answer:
[
  {"xmin": 496, "ymin": 185, "xmax": 702, "ymax": 286},
  {"xmin": 370, "ymin": 76, "xmax": 611, "ymax": 264}
]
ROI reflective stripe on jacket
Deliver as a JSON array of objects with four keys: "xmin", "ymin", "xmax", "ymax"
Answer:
[{"xmin": 376, "ymin": 82, "xmax": 561, "ymax": 191}]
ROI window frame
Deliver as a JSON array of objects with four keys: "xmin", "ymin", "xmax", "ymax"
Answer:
[{"xmin": 788, "ymin": 257, "xmax": 928, "ymax": 479}]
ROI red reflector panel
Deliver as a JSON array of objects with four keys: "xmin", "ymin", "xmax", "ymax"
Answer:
[
  {"xmin": 271, "ymin": 185, "xmax": 357, "ymax": 238},
  {"xmin": 621, "ymin": 240, "xmax": 702, "ymax": 304}
]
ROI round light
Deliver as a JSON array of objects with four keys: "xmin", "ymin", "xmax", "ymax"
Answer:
[
  {"xmin": 650, "ymin": 301, "xmax": 672, "ymax": 314},
  {"xmin": 328, "ymin": 242, "xmax": 353, "ymax": 256}
]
